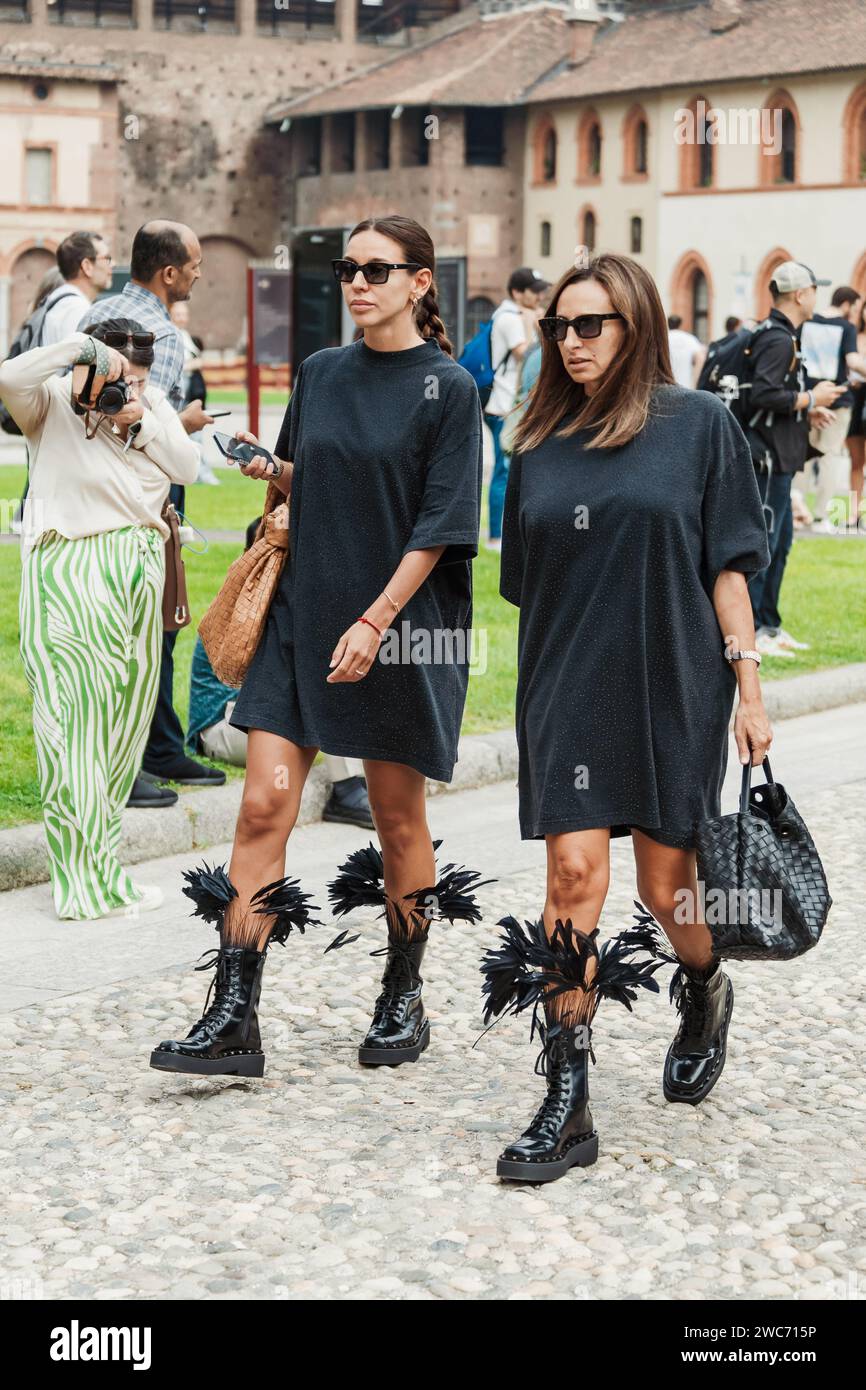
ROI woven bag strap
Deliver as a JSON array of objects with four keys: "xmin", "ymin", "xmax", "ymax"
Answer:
[
  {"xmin": 739, "ymin": 755, "xmax": 774, "ymax": 815},
  {"xmin": 254, "ymin": 481, "xmax": 285, "ymax": 545}
]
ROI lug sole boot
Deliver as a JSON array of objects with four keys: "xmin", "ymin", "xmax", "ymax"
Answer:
[
  {"xmin": 150, "ymin": 946, "xmax": 266, "ymax": 1077},
  {"xmin": 663, "ymin": 960, "xmax": 734, "ymax": 1105},
  {"xmin": 358, "ymin": 937, "xmax": 431, "ymax": 1066},
  {"xmin": 481, "ymin": 901, "xmax": 674, "ymax": 1184},
  {"xmin": 327, "ymin": 839, "xmax": 494, "ymax": 1067},
  {"xmin": 496, "ymin": 1022, "xmax": 599, "ymax": 1183},
  {"xmin": 149, "ymin": 861, "xmax": 321, "ymax": 1078}
]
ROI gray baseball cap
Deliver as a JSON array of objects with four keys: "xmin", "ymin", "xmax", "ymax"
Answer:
[{"xmin": 769, "ymin": 261, "xmax": 831, "ymax": 293}]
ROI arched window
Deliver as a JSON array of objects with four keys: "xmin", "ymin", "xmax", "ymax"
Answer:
[
  {"xmin": 466, "ymin": 295, "xmax": 496, "ymax": 341},
  {"xmin": 540, "ymin": 220, "xmax": 552, "ymax": 258},
  {"xmin": 842, "ymin": 82, "xmax": 866, "ymax": 181},
  {"xmin": 635, "ymin": 119, "xmax": 648, "ymax": 174},
  {"xmin": 692, "ymin": 270, "xmax": 709, "ymax": 343},
  {"xmin": 543, "ymin": 129, "xmax": 557, "ymax": 182},
  {"xmin": 622, "ymin": 104, "xmax": 649, "ymax": 179},
  {"xmin": 578, "ymin": 109, "xmax": 603, "ymax": 181},
  {"xmin": 759, "ymin": 90, "xmax": 800, "ymax": 186},
  {"xmin": 679, "ymin": 96, "xmax": 714, "ymax": 190},
  {"xmin": 670, "ymin": 250, "xmax": 714, "ymax": 340},
  {"xmin": 630, "ymin": 216, "xmax": 643, "ymax": 254},
  {"xmin": 533, "ymin": 115, "xmax": 557, "ymax": 185},
  {"xmin": 581, "ymin": 208, "xmax": 597, "ymax": 253}
]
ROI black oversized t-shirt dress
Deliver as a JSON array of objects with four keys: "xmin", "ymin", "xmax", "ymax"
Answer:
[
  {"xmin": 230, "ymin": 337, "xmax": 483, "ymax": 782},
  {"xmin": 499, "ymin": 385, "xmax": 771, "ymax": 848}
]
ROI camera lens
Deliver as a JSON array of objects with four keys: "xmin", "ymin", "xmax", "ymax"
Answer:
[{"xmin": 95, "ymin": 380, "xmax": 129, "ymax": 415}]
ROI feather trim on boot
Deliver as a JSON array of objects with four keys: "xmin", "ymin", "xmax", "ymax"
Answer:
[
  {"xmin": 181, "ymin": 862, "xmax": 237, "ymax": 927},
  {"xmin": 325, "ymin": 839, "xmax": 493, "ymax": 950},
  {"xmin": 480, "ymin": 900, "xmax": 674, "ymax": 1045},
  {"xmin": 250, "ymin": 875, "xmax": 323, "ymax": 947}
]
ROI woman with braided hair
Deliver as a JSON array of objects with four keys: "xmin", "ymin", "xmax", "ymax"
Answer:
[{"xmin": 150, "ymin": 214, "xmax": 486, "ymax": 1076}]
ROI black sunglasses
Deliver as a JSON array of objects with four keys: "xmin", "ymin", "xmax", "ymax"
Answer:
[
  {"xmin": 539, "ymin": 313, "xmax": 624, "ymax": 342},
  {"xmin": 332, "ymin": 259, "xmax": 421, "ymax": 285},
  {"xmin": 98, "ymin": 330, "xmax": 156, "ymax": 350}
]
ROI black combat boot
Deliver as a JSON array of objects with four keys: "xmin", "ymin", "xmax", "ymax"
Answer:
[
  {"xmin": 358, "ymin": 933, "xmax": 430, "ymax": 1066},
  {"xmin": 327, "ymin": 839, "xmax": 493, "ymax": 1067},
  {"xmin": 497, "ymin": 1018, "xmax": 598, "ymax": 1181},
  {"xmin": 663, "ymin": 958, "xmax": 733, "ymax": 1105},
  {"xmin": 149, "ymin": 862, "xmax": 321, "ymax": 1077},
  {"xmin": 481, "ymin": 901, "xmax": 674, "ymax": 1184}
]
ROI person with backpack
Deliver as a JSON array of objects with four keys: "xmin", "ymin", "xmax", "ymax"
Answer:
[
  {"xmin": 460, "ymin": 268, "xmax": 547, "ymax": 550},
  {"xmin": 745, "ymin": 263, "xmax": 845, "ymax": 656},
  {"xmin": 41, "ymin": 232, "xmax": 115, "ymax": 347},
  {"xmin": 0, "ymin": 233, "xmax": 113, "ymax": 439}
]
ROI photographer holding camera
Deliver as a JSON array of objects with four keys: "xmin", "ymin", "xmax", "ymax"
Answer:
[{"xmin": 0, "ymin": 318, "xmax": 199, "ymax": 921}]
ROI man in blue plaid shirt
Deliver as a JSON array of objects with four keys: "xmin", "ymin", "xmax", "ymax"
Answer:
[{"xmin": 82, "ymin": 222, "xmax": 225, "ymax": 805}]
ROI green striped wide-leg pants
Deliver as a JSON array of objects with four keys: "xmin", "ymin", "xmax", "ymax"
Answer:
[{"xmin": 19, "ymin": 526, "xmax": 165, "ymax": 920}]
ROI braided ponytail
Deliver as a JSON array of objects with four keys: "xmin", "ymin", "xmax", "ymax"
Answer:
[
  {"xmin": 348, "ymin": 213, "xmax": 454, "ymax": 357},
  {"xmin": 415, "ymin": 284, "xmax": 454, "ymax": 357}
]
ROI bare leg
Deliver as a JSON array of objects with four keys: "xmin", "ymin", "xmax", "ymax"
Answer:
[
  {"xmin": 631, "ymin": 828, "xmax": 713, "ymax": 969},
  {"xmin": 363, "ymin": 759, "xmax": 434, "ymax": 938},
  {"xmin": 224, "ymin": 731, "xmax": 319, "ymax": 948},
  {"xmin": 543, "ymin": 829, "xmax": 611, "ymax": 1027}
]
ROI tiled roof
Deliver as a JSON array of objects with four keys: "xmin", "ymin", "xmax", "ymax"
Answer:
[
  {"xmin": 533, "ymin": 0, "xmax": 866, "ymax": 103},
  {"xmin": 268, "ymin": 0, "xmax": 866, "ymax": 123},
  {"xmin": 266, "ymin": 6, "xmax": 573, "ymax": 119}
]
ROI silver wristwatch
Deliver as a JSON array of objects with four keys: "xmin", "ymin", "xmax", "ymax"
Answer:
[{"xmin": 725, "ymin": 648, "xmax": 762, "ymax": 666}]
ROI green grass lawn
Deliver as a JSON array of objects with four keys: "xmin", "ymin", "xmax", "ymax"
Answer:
[
  {"xmin": 1, "ymin": 464, "xmax": 863, "ymax": 828},
  {"xmin": 207, "ymin": 388, "xmax": 286, "ymax": 407}
]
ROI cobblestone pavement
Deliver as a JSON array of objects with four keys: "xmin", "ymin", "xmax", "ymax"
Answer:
[{"xmin": 2, "ymin": 774, "xmax": 864, "ymax": 1302}]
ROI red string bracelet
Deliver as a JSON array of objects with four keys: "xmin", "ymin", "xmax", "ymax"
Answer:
[{"xmin": 357, "ymin": 615, "xmax": 382, "ymax": 639}]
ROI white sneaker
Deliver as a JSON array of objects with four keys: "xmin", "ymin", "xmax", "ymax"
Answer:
[
  {"xmin": 485, "ymin": 538, "xmax": 502, "ymax": 552},
  {"xmin": 811, "ymin": 518, "xmax": 840, "ymax": 534},
  {"xmin": 105, "ymin": 884, "xmax": 165, "ymax": 919},
  {"xmin": 775, "ymin": 628, "xmax": 810, "ymax": 651},
  {"xmin": 755, "ymin": 631, "xmax": 796, "ymax": 659}
]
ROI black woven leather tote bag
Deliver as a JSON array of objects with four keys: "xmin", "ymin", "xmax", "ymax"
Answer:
[{"xmin": 694, "ymin": 757, "xmax": 831, "ymax": 961}]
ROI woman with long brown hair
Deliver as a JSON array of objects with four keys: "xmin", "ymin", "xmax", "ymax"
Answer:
[
  {"xmin": 483, "ymin": 250, "xmax": 773, "ymax": 1182},
  {"xmin": 150, "ymin": 214, "xmax": 488, "ymax": 1077}
]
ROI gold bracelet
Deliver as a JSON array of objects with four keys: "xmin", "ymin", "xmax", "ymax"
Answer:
[{"xmin": 383, "ymin": 588, "xmax": 400, "ymax": 613}]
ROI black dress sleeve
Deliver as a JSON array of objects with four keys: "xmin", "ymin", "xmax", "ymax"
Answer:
[
  {"xmin": 701, "ymin": 400, "xmax": 771, "ymax": 592},
  {"xmin": 400, "ymin": 372, "xmax": 482, "ymax": 568},
  {"xmin": 274, "ymin": 359, "xmax": 305, "ymax": 459},
  {"xmin": 499, "ymin": 448, "xmax": 524, "ymax": 606}
]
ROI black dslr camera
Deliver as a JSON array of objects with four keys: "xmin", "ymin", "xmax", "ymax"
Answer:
[{"xmin": 73, "ymin": 363, "xmax": 130, "ymax": 416}]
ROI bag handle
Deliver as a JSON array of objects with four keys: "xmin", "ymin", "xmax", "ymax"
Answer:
[{"xmin": 739, "ymin": 755, "xmax": 774, "ymax": 815}]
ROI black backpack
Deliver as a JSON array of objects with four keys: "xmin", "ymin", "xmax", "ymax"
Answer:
[
  {"xmin": 0, "ymin": 290, "xmax": 79, "ymax": 436},
  {"xmin": 697, "ymin": 319, "xmax": 796, "ymax": 431}
]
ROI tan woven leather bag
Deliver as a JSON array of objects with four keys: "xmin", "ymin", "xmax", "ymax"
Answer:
[{"xmin": 199, "ymin": 482, "xmax": 289, "ymax": 688}]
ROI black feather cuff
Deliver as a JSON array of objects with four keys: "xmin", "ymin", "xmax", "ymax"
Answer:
[
  {"xmin": 404, "ymin": 859, "xmax": 497, "ymax": 928},
  {"xmin": 250, "ymin": 875, "xmax": 323, "ymax": 947},
  {"xmin": 480, "ymin": 900, "xmax": 674, "ymax": 1030},
  {"xmin": 326, "ymin": 838, "xmax": 493, "ymax": 942},
  {"xmin": 181, "ymin": 862, "xmax": 238, "ymax": 927}
]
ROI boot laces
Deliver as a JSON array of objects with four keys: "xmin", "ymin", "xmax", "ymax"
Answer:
[
  {"xmin": 194, "ymin": 950, "xmax": 243, "ymax": 1033},
  {"xmin": 674, "ymin": 967, "xmax": 713, "ymax": 1043}
]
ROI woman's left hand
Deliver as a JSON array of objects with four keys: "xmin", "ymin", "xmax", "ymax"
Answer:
[
  {"xmin": 112, "ymin": 400, "xmax": 145, "ymax": 430},
  {"xmin": 327, "ymin": 621, "xmax": 381, "ymax": 683},
  {"xmin": 734, "ymin": 695, "xmax": 773, "ymax": 766}
]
